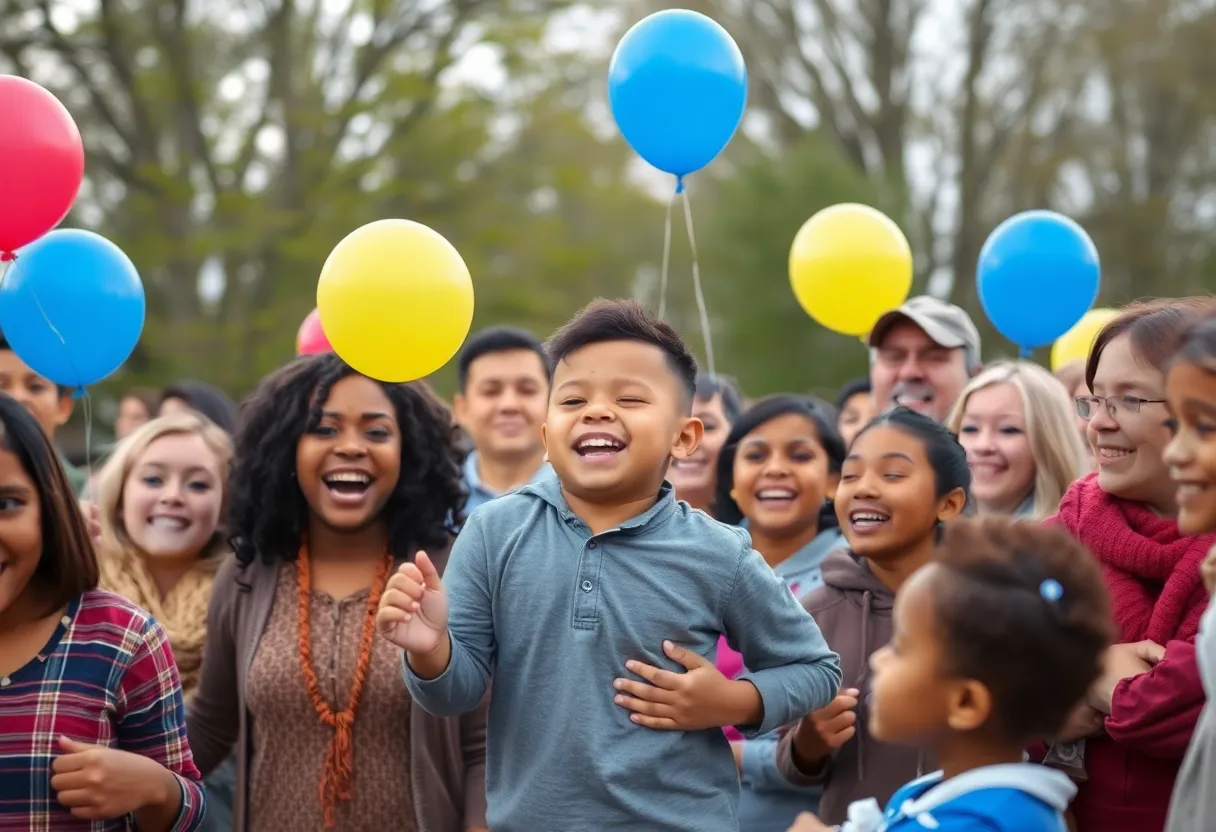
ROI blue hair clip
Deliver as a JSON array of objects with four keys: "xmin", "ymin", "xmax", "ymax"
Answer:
[{"xmin": 1040, "ymin": 579, "xmax": 1064, "ymax": 603}]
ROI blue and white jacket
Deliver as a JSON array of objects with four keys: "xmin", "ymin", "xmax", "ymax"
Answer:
[{"xmin": 839, "ymin": 763, "xmax": 1075, "ymax": 832}]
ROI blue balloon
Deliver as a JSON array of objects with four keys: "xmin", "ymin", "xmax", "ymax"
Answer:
[
  {"xmin": 977, "ymin": 211, "xmax": 1100, "ymax": 351},
  {"xmin": 0, "ymin": 229, "xmax": 145, "ymax": 389},
  {"xmin": 608, "ymin": 10, "xmax": 747, "ymax": 179}
]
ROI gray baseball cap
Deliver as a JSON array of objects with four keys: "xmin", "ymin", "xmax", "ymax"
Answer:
[{"xmin": 868, "ymin": 296, "xmax": 982, "ymax": 368}]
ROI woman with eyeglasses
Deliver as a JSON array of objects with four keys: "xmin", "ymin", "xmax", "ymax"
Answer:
[
  {"xmin": 1033, "ymin": 297, "xmax": 1216, "ymax": 832},
  {"xmin": 1054, "ymin": 360, "xmax": 1095, "ymax": 470}
]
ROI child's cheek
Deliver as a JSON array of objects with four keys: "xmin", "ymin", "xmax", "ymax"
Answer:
[{"xmin": 865, "ymin": 675, "xmax": 890, "ymax": 741}]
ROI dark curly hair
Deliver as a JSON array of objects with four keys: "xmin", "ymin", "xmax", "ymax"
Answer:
[
  {"xmin": 227, "ymin": 353, "xmax": 465, "ymax": 566},
  {"xmin": 929, "ymin": 517, "xmax": 1114, "ymax": 743}
]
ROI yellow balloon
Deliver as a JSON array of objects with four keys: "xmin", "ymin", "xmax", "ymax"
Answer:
[
  {"xmin": 1051, "ymin": 308, "xmax": 1119, "ymax": 371},
  {"xmin": 789, "ymin": 204, "xmax": 913, "ymax": 336},
  {"xmin": 317, "ymin": 219, "xmax": 474, "ymax": 382}
]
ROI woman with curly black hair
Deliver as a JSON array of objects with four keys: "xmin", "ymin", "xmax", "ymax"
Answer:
[{"xmin": 186, "ymin": 354, "xmax": 487, "ymax": 832}]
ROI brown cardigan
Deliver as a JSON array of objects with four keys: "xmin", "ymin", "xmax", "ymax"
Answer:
[{"xmin": 187, "ymin": 550, "xmax": 488, "ymax": 832}]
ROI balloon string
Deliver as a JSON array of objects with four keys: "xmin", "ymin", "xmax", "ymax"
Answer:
[
  {"xmin": 1019, "ymin": 345, "xmax": 1032, "ymax": 359},
  {"xmin": 26, "ymin": 283, "xmax": 93, "ymax": 487},
  {"xmin": 657, "ymin": 189, "xmax": 675, "ymax": 320},
  {"xmin": 82, "ymin": 391, "xmax": 94, "ymax": 491},
  {"xmin": 681, "ymin": 188, "xmax": 715, "ymax": 377},
  {"xmin": 28, "ymin": 284, "xmax": 89, "ymax": 397}
]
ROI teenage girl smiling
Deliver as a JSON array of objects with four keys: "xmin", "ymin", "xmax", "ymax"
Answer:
[
  {"xmin": 775, "ymin": 407, "xmax": 970, "ymax": 826},
  {"xmin": 0, "ymin": 393, "xmax": 205, "ymax": 830}
]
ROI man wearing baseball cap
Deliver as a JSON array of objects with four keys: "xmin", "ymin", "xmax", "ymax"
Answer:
[{"xmin": 868, "ymin": 295, "xmax": 983, "ymax": 423}]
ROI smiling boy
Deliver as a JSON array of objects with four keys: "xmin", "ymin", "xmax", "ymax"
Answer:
[{"xmin": 378, "ymin": 299, "xmax": 841, "ymax": 831}]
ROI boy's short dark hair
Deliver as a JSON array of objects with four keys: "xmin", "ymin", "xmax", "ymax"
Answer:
[
  {"xmin": 930, "ymin": 518, "xmax": 1114, "ymax": 743},
  {"xmin": 457, "ymin": 326, "xmax": 549, "ymax": 392},
  {"xmin": 545, "ymin": 299, "xmax": 698, "ymax": 403},
  {"xmin": 0, "ymin": 330, "xmax": 72, "ymax": 399}
]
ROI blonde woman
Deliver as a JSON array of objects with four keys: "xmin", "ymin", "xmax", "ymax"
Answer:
[
  {"xmin": 947, "ymin": 360, "xmax": 1087, "ymax": 519},
  {"xmin": 95, "ymin": 412, "xmax": 235, "ymax": 832}
]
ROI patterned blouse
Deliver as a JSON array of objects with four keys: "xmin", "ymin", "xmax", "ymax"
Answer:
[{"xmin": 0, "ymin": 589, "xmax": 205, "ymax": 831}]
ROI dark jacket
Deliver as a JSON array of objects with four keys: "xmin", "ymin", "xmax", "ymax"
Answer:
[{"xmin": 775, "ymin": 550, "xmax": 930, "ymax": 824}]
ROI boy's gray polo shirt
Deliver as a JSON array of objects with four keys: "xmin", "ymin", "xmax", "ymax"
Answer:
[{"xmin": 405, "ymin": 472, "xmax": 841, "ymax": 831}]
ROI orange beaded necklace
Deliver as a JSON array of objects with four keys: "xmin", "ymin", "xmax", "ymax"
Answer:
[{"xmin": 295, "ymin": 544, "xmax": 394, "ymax": 829}]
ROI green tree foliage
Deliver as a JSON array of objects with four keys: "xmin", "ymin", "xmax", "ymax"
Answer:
[
  {"xmin": 663, "ymin": 0, "xmax": 1216, "ymax": 367},
  {"xmin": 696, "ymin": 134, "xmax": 885, "ymax": 397},
  {"xmin": 0, "ymin": 0, "xmax": 659, "ymax": 399}
]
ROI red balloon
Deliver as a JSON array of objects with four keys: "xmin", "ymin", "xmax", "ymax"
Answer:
[
  {"xmin": 296, "ymin": 309, "xmax": 333, "ymax": 356},
  {"xmin": 0, "ymin": 76, "xmax": 84, "ymax": 256}
]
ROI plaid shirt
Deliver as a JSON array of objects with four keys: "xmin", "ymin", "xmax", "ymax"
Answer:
[{"xmin": 0, "ymin": 589, "xmax": 205, "ymax": 831}]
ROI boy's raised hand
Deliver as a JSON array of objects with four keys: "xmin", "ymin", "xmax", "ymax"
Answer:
[
  {"xmin": 376, "ymin": 552, "xmax": 448, "ymax": 654},
  {"xmin": 613, "ymin": 640, "xmax": 760, "ymax": 731}
]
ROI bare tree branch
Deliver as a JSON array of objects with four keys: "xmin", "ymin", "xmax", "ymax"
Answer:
[
  {"xmin": 96, "ymin": 0, "xmax": 159, "ymax": 166},
  {"xmin": 156, "ymin": 0, "xmax": 222, "ymax": 193},
  {"xmin": 34, "ymin": 0, "xmax": 136, "ymax": 158}
]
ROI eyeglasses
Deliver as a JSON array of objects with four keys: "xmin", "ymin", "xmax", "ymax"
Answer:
[{"xmin": 1075, "ymin": 395, "xmax": 1167, "ymax": 421}]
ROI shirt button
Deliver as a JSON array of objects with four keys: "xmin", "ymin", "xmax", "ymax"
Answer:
[
  {"xmin": 581, "ymin": 580, "xmax": 593, "ymax": 592},
  {"xmin": 588, "ymin": 541, "xmax": 597, "ymax": 549}
]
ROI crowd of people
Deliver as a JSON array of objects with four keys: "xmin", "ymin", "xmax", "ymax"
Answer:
[{"xmin": 1, "ymin": 291, "xmax": 1215, "ymax": 832}]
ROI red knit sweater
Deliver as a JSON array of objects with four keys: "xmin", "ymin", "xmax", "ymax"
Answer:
[{"xmin": 1045, "ymin": 473, "xmax": 1211, "ymax": 832}]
